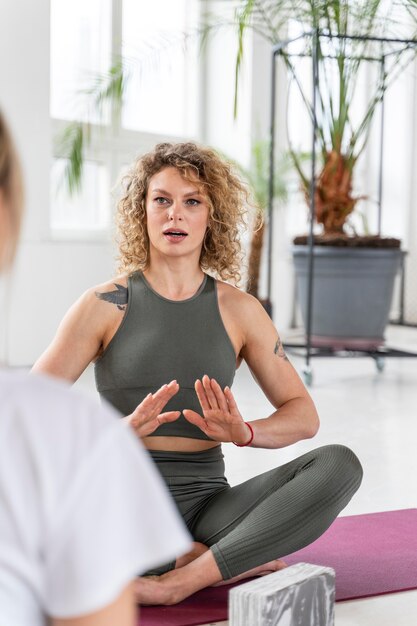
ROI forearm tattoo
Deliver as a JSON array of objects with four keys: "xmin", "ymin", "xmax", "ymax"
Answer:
[
  {"xmin": 95, "ymin": 284, "xmax": 128, "ymax": 311},
  {"xmin": 274, "ymin": 336, "xmax": 289, "ymax": 361}
]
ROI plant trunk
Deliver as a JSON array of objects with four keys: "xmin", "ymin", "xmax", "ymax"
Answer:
[
  {"xmin": 312, "ymin": 150, "xmax": 359, "ymax": 235},
  {"xmin": 246, "ymin": 219, "xmax": 265, "ymax": 298}
]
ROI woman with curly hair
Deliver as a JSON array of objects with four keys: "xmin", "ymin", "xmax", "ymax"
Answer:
[{"xmin": 34, "ymin": 141, "xmax": 363, "ymax": 605}]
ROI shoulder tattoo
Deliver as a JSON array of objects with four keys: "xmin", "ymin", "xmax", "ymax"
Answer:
[
  {"xmin": 95, "ymin": 283, "xmax": 128, "ymax": 311},
  {"xmin": 274, "ymin": 336, "xmax": 289, "ymax": 361}
]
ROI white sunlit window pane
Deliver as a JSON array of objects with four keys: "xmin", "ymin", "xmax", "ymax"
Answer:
[
  {"xmin": 50, "ymin": 0, "xmax": 112, "ymax": 122},
  {"xmin": 51, "ymin": 159, "xmax": 110, "ymax": 232},
  {"xmin": 122, "ymin": 0, "xmax": 198, "ymax": 136}
]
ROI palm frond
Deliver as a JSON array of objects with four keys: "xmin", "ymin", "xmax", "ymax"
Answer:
[
  {"xmin": 55, "ymin": 57, "xmax": 129, "ymax": 196},
  {"xmin": 83, "ymin": 58, "xmax": 128, "ymax": 118},
  {"xmin": 230, "ymin": 0, "xmax": 417, "ymax": 164},
  {"xmin": 223, "ymin": 139, "xmax": 294, "ymax": 213},
  {"xmin": 55, "ymin": 121, "xmax": 85, "ymax": 195},
  {"xmin": 234, "ymin": 0, "xmax": 256, "ymax": 117}
]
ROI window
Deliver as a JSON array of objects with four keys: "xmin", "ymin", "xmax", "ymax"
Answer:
[
  {"xmin": 50, "ymin": 0, "xmax": 112, "ymax": 123},
  {"xmin": 50, "ymin": 0, "xmax": 201, "ymax": 236},
  {"xmin": 51, "ymin": 159, "xmax": 110, "ymax": 232},
  {"xmin": 122, "ymin": 0, "xmax": 199, "ymax": 136}
]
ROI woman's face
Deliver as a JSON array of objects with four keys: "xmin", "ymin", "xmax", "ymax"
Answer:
[{"xmin": 145, "ymin": 166, "xmax": 210, "ymax": 262}]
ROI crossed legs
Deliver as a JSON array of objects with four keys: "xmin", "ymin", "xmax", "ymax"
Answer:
[{"xmin": 136, "ymin": 444, "xmax": 363, "ymax": 605}]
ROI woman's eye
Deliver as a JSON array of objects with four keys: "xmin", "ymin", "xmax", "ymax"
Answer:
[
  {"xmin": 186, "ymin": 199, "xmax": 200, "ymax": 206},
  {"xmin": 154, "ymin": 197, "xmax": 168, "ymax": 205}
]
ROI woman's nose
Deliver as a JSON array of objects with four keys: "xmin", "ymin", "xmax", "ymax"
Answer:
[{"xmin": 167, "ymin": 202, "xmax": 183, "ymax": 220}]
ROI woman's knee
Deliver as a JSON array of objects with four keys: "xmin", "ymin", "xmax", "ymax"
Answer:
[{"xmin": 317, "ymin": 444, "xmax": 363, "ymax": 490}]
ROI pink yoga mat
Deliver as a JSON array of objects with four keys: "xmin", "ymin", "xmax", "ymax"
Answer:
[{"xmin": 140, "ymin": 509, "xmax": 417, "ymax": 626}]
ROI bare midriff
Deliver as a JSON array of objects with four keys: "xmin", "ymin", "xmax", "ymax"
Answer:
[{"xmin": 143, "ymin": 436, "xmax": 220, "ymax": 452}]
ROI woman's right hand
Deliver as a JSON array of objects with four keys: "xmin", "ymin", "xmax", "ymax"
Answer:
[{"xmin": 124, "ymin": 380, "xmax": 181, "ymax": 438}]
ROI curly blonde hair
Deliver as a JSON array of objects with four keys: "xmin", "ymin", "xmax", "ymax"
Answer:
[{"xmin": 116, "ymin": 142, "xmax": 250, "ymax": 284}]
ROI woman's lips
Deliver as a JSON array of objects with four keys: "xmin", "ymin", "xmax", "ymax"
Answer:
[{"xmin": 163, "ymin": 231, "xmax": 188, "ymax": 243}]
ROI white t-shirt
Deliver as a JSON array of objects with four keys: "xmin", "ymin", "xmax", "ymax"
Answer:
[{"xmin": 0, "ymin": 370, "xmax": 191, "ymax": 626}]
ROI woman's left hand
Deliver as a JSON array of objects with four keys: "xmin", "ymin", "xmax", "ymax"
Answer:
[{"xmin": 183, "ymin": 375, "xmax": 252, "ymax": 445}]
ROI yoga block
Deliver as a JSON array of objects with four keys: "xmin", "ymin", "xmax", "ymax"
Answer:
[{"xmin": 229, "ymin": 562, "xmax": 335, "ymax": 626}]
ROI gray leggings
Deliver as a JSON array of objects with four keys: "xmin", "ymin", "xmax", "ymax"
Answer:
[{"xmin": 147, "ymin": 444, "xmax": 363, "ymax": 579}]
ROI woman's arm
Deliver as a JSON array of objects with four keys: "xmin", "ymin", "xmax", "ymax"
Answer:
[
  {"xmin": 33, "ymin": 281, "xmax": 181, "ymax": 437},
  {"xmin": 238, "ymin": 294, "xmax": 319, "ymax": 449},
  {"xmin": 32, "ymin": 283, "xmax": 122, "ymax": 382},
  {"xmin": 184, "ymin": 289, "xmax": 319, "ymax": 450},
  {"xmin": 51, "ymin": 582, "xmax": 136, "ymax": 626}
]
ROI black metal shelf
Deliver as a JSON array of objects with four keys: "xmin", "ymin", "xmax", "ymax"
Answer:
[{"xmin": 282, "ymin": 331, "xmax": 417, "ymax": 385}]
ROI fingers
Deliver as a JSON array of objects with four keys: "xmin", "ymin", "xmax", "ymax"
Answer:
[
  {"xmin": 129, "ymin": 393, "xmax": 153, "ymax": 425},
  {"xmin": 196, "ymin": 375, "xmax": 229, "ymax": 412},
  {"xmin": 158, "ymin": 411, "xmax": 181, "ymax": 424},
  {"xmin": 151, "ymin": 380, "xmax": 179, "ymax": 413},
  {"xmin": 202, "ymin": 374, "xmax": 220, "ymax": 410},
  {"xmin": 224, "ymin": 386, "xmax": 240, "ymax": 416},
  {"xmin": 210, "ymin": 378, "xmax": 229, "ymax": 412},
  {"xmin": 129, "ymin": 380, "xmax": 179, "ymax": 433},
  {"xmin": 131, "ymin": 411, "xmax": 180, "ymax": 438},
  {"xmin": 183, "ymin": 409, "xmax": 209, "ymax": 434},
  {"xmin": 130, "ymin": 379, "xmax": 238, "ymax": 441},
  {"xmin": 133, "ymin": 381, "xmax": 178, "ymax": 414},
  {"xmin": 194, "ymin": 379, "xmax": 211, "ymax": 412}
]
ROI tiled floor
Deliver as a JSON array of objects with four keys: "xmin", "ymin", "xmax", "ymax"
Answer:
[{"xmin": 76, "ymin": 325, "xmax": 417, "ymax": 625}]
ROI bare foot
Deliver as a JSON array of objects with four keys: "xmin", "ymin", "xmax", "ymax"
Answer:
[
  {"xmin": 134, "ymin": 553, "xmax": 287, "ymax": 605},
  {"xmin": 175, "ymin": 542, "xmax": 209, "ymax": 568},
  {"xmin": 135, "ymin": 550, "xmax": 222, "ymax": 605},
  {"xmin": 213, "ymin": 558, "xmax": 287, "ymax": 586},
  {"xmin": 135, "ymin": 572, "xmax": 179, "ymax": 606}
]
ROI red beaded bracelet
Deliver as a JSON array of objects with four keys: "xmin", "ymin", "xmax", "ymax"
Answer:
[{"xmin": 233, "ymin": 422, "xmax": 254, "ymax": 447}]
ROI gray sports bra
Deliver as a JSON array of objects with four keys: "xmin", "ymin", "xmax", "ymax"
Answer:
[{"xmin": 94, "ymin": 271, "xmax": 237, "ymax": 440}]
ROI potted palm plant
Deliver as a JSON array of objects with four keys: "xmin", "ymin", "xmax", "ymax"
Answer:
[{"xmin": 233, "ymin": 0, "xmax": 417, "ymax": 348}]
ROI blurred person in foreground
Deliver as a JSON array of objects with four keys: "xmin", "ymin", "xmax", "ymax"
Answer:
[{"xmin": 0, "ymin": 109, "xmax": 191, "ymax": 626}]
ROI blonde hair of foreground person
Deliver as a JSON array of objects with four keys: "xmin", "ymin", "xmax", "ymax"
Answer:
[
  {"xmin": 0, "ymin": 112, "xmax": 190, "ymax": 625},
  {"xmin": 0, "ymin": 111, "xmax": 23, "ymax": 271}
]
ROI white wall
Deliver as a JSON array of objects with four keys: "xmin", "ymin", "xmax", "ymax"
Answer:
[
  {"xmin": 6, "ymin": 241, "xmax": 115, "ymax": 365},
  {"xmin": 0, "ymin": 0, "xmax": 114, "ymax": 365}
]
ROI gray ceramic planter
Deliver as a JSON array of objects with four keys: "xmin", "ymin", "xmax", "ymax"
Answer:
[{"xmin": 292, "ymin": 246, "xmax": 404, "ymax": 349}]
